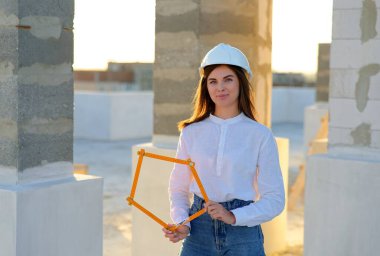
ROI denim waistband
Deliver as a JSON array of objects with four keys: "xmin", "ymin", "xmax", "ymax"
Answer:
[{"xmin": 193, "ymin": 194, "xmax": 253, "ymax": 211}]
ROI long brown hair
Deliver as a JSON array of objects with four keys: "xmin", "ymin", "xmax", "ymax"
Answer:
[{"xmin": 178, "ymin": 64, "xmax": 256, "ymax": 130}]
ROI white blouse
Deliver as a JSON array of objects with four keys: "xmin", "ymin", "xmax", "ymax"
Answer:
[{"xmin": 169, "ymin": 113, "xmax": 285, "ymax": 227}]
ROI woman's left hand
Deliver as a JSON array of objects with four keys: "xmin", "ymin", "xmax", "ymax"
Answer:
[{"xmin": 204, "ymin": 201, "xmax": 236, "ymax": 224}]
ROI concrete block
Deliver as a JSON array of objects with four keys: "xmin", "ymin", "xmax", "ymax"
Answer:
[
  {"xmin": 256, "ymin": 0, "xmax": 271, "ymax": 40},
  {"xmin": 155, "ymin": 103, "xmax": 192, "ymax": 117},
  {"xmin": 271, "ymin": 87, "xmax": 316, "ymax": 124},
  {"xmin": 309, "ymin": 138, "xmax": 328, "ymax": 154},
  {"xmin": 74, "ymin": 92, "xmax": 110, "ymax": 139},
  {"xmin": 0, "ymin": 78, "xmax": 17, "ymax": 120},
  {"xmin": 74, "ymin": 91, "xmax": 153, "ymax": 140},
  {"xmin": 261, "ymin": 136, "xmax": 288, "ymax": 254},
  {"xmin": 0, "ymin": 10, "xmax": 18, "ymax": 26},
  {"xmin": 156, "ymin": 0, "xmax": 199, "ymax": 16},
  {"xmin": 304, "ymin": 103, "xmax": 329, "ymax": 153},
  {"xmin": 287, "ymin": 88, "xmax": 316, "ymax": 122},
  {"xmin": 156, "ymin": 8, "xmax": 199, "ymax": 33},
  {"xmin": 330, "ymin": 68, "xmax": 380, "ymax": 100},
  {"xmin": 19, "ymin": 29, "xmax": 73, "ymax": 66},
  {"xmin": 330, "ymin": 125, "xmax": 380, "ymax": 150},
  {"xmin": 0, "ymin": 175, "xmax": 103, "ymax": 256},
  {"xmin": 18, "ymin": 0, "xmax": 74, "ymax": 27},
  {"xmin": 372, "ymin": 130, "xmax": 380, "ymax": 148},
  {"xmin": 153, "ymin": 67, "xmax": 197, "ymax": 83},
  {"xmin": 332, "ymin": 9, "xmax": 380, "ymax": 40},
  {"xmin": 330, "ymin": 39, "xmax": 380, "ymax": 69},
  {"xmin": 329, "ymin": 98, "xmax": 380, "ymax": 129},
  {"xmin": 131, "ymin": 137, "xmax": 288, "ymax": 255},
  {"xmin": 110, "ymin": 92, "xmax": 153, "ymax": 139},
  {"xmin": 0, "ymin": 0, "xmax": 17, "ymax": 14},
  {"xmin": 305, "ymin": 154, "xmax": 380, "ymax": 256},
  {"xmin": 201, "ymin": 0, "xmax": 256, "ymax": 16},
  {"xmin": 153, "ymin": 112, "xmax": 185, "ymax": 136},
  {"xmin": 271, "ymin": 87, "xmax": 288, "ymax": 123},
  {"xmin": 329, "ymin": 126, "xmax": 354, "ymax": 146},
  {"xmin": 0, "ymin": 61, "xmax": 16, "ymax": 81},
  {"xmin": 19, "ymin": 132, "xmax": 72, "ymax": 171},
  {"xmin": 18, "ymin": 83, "xmax": 73, "ymax": 120},
  {"xmin": 0, "ymin": 138, "xmax": 18, "ymax": 169},
  {"xmin": 200, "ymin": 11, "xmax": 254, "ymax": 35},
  {"xmin": 334, "ymin": 0, "xmax": 380, "ymax": 9},
  {"xmin": 0, "ymin": 27, "xmax": 18, "ymax": 62},
  {"xmin": 155, "ymin": 31, "xmax": 199, "ymax": 68},
  {"xmin": 0, "ymin": 189, "xmax": 16, "ymax": 256},
  {"xmin": 153, "ymin": 78, "xmax": 196, "ymax": 104}
]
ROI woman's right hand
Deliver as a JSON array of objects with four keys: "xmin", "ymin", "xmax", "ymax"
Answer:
[{"xmin": 162, "ymin": 224, "xmax": 190, "ymax": 243}]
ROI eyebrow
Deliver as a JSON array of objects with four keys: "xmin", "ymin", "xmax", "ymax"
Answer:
[{"xmin": 208, "ymin": 74, "xmax": 234, "ymax": 81}]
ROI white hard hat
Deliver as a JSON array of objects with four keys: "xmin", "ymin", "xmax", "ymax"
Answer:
[{"xmin": 199, "ymin": 43, "xmax": 253, "ymax": 79}]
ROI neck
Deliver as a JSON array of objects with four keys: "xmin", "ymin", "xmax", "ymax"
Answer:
[{"xmin": 214, "ymin": 107, "xmax": 240, "ymax": 120}]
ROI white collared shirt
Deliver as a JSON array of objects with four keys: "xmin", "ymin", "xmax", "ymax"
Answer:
[{"xmin": 169, "ymin": 113, "xmax": 285, "ymax": 227}]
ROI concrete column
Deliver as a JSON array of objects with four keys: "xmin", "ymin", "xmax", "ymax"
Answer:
[
  {"xmin": 316, "ymin": 43, "xmax": 330, "ymax": 102},
  {"xmin": 0, "ymin": 1, "xmax": 103, "ymax": 255},
  {"xmin": 305, "ymin": 0, "xmax": 380, "ymax": 255},
  {"xmin": 153, "ymin": 0, "xmax": 273, "ymax": 146}
]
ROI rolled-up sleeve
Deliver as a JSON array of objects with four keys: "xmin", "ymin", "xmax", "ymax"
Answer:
[
  {"xmin": 231, "ymin": 132, "xmax": 285, "ymax": 227},
  {"xmin": 168, "ymin": 129, "xmax": 193, "ymax": 225}
]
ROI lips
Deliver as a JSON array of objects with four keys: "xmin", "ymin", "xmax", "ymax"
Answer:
[{"xmin": 216, "ymin": 94, "xmax": 229, "ymax": 99}]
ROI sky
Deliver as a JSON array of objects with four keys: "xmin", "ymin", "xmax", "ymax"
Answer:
[{"xmin": 73, "ymin": 0, "xmax": 333, "ymax": 74}]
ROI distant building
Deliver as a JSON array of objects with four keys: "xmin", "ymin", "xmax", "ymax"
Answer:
[
  {"xmin": 108, "ymin": 62, "xmax": 153, "ymax": 91},
  {"xmin": 273, "ymin": 72, "xmax": 316, "ymax": 87},
  {"xmin": 74, "ymin": 62, "xmax": 153, "ymax": 91}
]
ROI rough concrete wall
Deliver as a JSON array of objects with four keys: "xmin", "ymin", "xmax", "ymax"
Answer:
[
  {"xmin": 154, "ymin": 0, "xmax": 200, "ymax": 136},
  {"xmin": 0, "ymin": 0, "xmax": 74, "ymax": 183},
  {"xmin": 329, "ymin": 0, "xmax": 380, "ymax": 151},
  {"xmin": 316, "ymin": 43, "xmax": 330, "ymax": 102},
  {"xmin": 154, "ymin": 0, "xmax": 273, "ymax": 136}
]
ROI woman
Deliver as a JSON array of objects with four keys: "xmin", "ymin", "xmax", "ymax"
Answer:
[{"xmin": 163, "ymin": 43, "xmax": 285, "ymax": 256}]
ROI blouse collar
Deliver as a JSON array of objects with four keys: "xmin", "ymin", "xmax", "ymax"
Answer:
[{"xmin": 209, "ymin": 112, "xmax": 244, "ymax": 125}]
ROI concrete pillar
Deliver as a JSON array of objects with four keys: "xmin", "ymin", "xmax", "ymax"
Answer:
[
  {"xmin": 153, "ymin": 0, "xmax": 273, "ymax": 147},
  {"xmin": 305, "ymin": 0, "xmax": 380, "ymax": 255},
  {"xmin": 0, "ymin": 1, "xmax": 103, "ymax": 255},
  {"xmin": 316, "ymin": 43, "xmax": 330, "ymax": 102}
]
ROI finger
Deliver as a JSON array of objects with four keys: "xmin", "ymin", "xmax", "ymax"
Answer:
[
  {"xmin": 205, "ymin": 201, "xmax": 217, "ymax": 207},
  {"xmin": 164, "ymin": 233, "xmax": 175, "ymax": 239},
  {"xmin": 162, "ymin": 228, "xmax": 173, "ymax": 234},
  {"xmin": 169, "ymin": 234, "xmax": 184, "ymax": 243}
]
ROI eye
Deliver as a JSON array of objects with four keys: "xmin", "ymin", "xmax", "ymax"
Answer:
[
  {"xmin": 225, "ymin": 78, "xmax": 233, "ymax": 82},
  {"xmin": 208, "ymin": 80, "xmax": 216, "ymax": 85}
]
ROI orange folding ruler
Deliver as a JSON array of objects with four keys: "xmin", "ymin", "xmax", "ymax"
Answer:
[{"xmin": 126, "ymin": 149, "xmax": 209, "ymax": 231}]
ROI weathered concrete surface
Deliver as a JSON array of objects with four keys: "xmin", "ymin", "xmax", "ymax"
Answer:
[
  {"xmin": 305, "ymin": 155, "xmax": 380, "ymax": 256},
  {"xmin": 316, "ymin": 44, "xmax": 330, "ymax": 102},
  {"xmin": 0, "ymin": 2, "xmax": 103, "ymax": 255},
  {"xmin": 305, "ymin": 1, "xmax": 380, "ymax": 255},
  {"xmin": 0, "ymin": 176, "xmax": 103, "ymax": 256},
  {"xmin": 0, "ymin": 1, "xmax": 74, "ymax": 183}
]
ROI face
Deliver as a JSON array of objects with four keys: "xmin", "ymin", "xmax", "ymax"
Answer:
[{"xmin": 206, "ymin": 65, "xmax": 240, "ymax": 113}]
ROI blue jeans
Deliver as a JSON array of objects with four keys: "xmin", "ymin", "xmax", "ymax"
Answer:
[{"xmin": 179, "ymin": 195, "xmax": 265, "ymax": 256}]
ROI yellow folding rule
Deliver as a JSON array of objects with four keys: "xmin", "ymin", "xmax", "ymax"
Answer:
[{"xmin": 126, "ymin": 149, "xmax": 209, "ymax": 231}]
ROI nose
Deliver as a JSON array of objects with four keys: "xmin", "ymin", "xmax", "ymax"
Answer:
[{"xmin": 216, "ymin": 81, "xmax": 225, "ymax": 91}]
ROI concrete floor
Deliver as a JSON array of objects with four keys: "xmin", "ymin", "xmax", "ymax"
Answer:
[{"xmin": 73, "ymin": 122, "xmax": 305, "ymax": 256}]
